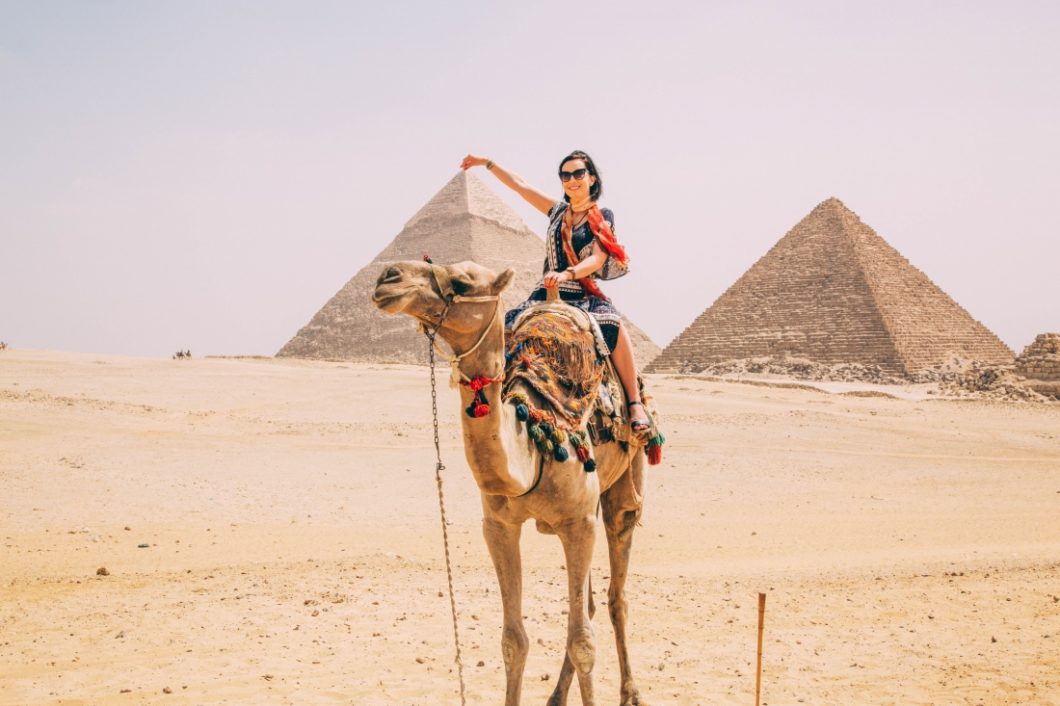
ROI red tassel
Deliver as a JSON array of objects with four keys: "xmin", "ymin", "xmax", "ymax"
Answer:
[
  {"xmin": 473, "ymin": 403, "xmax": 490, "ymax": 418},
  {"xmin": 576, "ymin": 446, "xmax": 590, "ymax": 463},
  {"xmin": 647, "ymin": 443, "xmax": 662, "ymax": 466}
]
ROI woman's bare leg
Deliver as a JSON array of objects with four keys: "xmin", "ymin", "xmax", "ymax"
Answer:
[{"xmin": 611, "ymin": 323, "xmax": 650, "ymax": 427}]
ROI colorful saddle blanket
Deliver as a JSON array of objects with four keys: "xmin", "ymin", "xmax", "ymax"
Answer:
[{"xmin": 504, "ymin": 304, "xmax": 605, "ymax": 429}]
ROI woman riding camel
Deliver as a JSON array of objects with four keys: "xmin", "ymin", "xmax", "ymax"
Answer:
[{"xmin": 460, "ymin": 150, "xmax": 651, "ymax": 434}]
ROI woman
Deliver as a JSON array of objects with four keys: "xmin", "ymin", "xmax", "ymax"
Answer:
[{"xmin": 459, "ymin": 150, "xmax": 651, "ymax": 433}]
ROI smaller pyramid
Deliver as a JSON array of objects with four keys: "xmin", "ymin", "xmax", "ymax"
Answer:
[
  {"xmin": 1015, "ymin": 333, "xmax": 1060, "ymax": 399},
  {"xmin": 647, "ymin": 198, "xmax": 1013, "ymax": 376},
  {"xmin": 278, "ymin": 171, "xmax": 661, "ymax": 365}
]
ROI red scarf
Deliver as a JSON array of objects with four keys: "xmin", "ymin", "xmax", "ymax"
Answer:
[{"xmin": 559, "ymin": 204, "xmax": 628, "ymax": 299}]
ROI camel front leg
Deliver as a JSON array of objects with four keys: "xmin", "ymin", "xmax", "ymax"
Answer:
[
  {"xmin": 601, "ymin": 480, "xmax": 646, "ymax": 706},
  {"xmin": 547, "ymin": 574, "xmax": 595, "ymax": 706},
  {"xmin": 557, "ymin": 516, "xmax": 597, "ymax": 706},
  {"xmin": 483, "ymin": 516, "xmax": 529, "ymax": 706}
]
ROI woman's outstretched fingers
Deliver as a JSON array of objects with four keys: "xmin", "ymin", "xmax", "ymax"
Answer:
[{"xmin": 461, "ymin": 154, "xmax": 486, "ymax": 170}]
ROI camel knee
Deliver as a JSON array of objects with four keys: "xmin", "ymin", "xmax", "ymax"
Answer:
[
  {"xmin": 607, "ymin": 591, "xmax": 628, "ymax": 623},
  {"xmin": 566, "ymin": 627, "xmax": 595, "ymax": 675},
  {"xmin": 607, "ymin": 508, "xmax": 641, "ymax": 542},
  {"xmin": 501, "ymin": 626, "xmax": 529, "ymax": 669}
]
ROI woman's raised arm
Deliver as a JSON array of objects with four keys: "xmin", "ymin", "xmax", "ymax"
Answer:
[{"xmin": 460, "ymin": 154, "xmax": 555, "ymax": 216}]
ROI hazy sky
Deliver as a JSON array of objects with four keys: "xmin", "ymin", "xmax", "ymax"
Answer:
[{"xmin": 2, "ymin": 1, "xmax": 1057, "ymax": 358}]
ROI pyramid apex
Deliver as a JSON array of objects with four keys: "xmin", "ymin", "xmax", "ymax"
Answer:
[
  {"xmin": 815, "ymin": 196, "xmax": 851, "ymax": 212},
  {"xmin": 403, "ymin": 170, "xmax": 529, "ymax": 232}
]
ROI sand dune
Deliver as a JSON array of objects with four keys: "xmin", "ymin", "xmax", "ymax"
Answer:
[{"xmin": 1, "ymin": 349, "xmax": 1058, "ymax": 705}]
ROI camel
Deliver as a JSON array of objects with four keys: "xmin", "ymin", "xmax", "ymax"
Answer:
[{"xmin": 373, "ymin": 259, "xmax": 650, "ymax": 706}]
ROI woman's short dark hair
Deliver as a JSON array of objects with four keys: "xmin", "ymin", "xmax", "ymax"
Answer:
[{"xmin": 558, "ymin": 150, "xmax": 602, "ymax": 202}]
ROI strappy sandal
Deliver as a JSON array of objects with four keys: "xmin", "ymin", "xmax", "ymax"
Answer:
[{"xmin": 628, "ymin": 400, "xmax": 651, "ymax": 434}]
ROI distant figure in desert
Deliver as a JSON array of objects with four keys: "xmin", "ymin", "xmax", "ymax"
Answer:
[
  {"xmin": 172, "ymin": 349, "xmax": 192, "ymax": 360},
  {"xmin": 461, "ymin": 150, "xmax": 651, "ymax": 435},
  {"xmin": 0, "ymin": 341, "xmax": 7, "ymax": 351}
]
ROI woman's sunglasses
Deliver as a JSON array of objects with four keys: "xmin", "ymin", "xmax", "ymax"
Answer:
[{"xmin": 559, "ymin": 168, "xmax": 589, "ymax": 182}]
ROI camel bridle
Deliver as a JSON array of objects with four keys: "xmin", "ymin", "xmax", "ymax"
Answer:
[{"xmin": 420, "ymin": 264, "xmax": 504, "ymax": 386}]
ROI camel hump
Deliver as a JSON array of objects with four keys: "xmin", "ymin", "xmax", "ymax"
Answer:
[{"xmin": 509, "ymin": 299, "xmax": 593, "ymax": 336}]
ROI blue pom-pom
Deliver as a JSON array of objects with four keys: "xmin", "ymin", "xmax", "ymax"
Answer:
[
  {"xmin": 515, "ymin": 403, "xmax": 529, "ymax": 421},
  {"xmin": 539, "ymin": 422, "xmax": 553, "ymax": 437},
  {"xmin": 583, "ymin": 458, "xmax": 597, "ymax": 473},
  {"xmin": 553, "ymin": 445, "xmax": 569, "ymax": 462}
]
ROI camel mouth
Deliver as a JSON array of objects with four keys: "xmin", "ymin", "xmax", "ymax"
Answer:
[{"xmin": 371, "ymin": 287, "xmax": 415, "ymax": 313}]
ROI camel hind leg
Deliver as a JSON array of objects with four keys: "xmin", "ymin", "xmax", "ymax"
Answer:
[{"xmin": 601, "ymin": 451, "xmax": 648, "ymax": 706}]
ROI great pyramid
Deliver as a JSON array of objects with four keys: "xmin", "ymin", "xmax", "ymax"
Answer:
[
  {"xmin": 646, "ymin": 197, "xmax": 1013, "ymax": 376},
  {"xmin": 278, "ymin": 171, "xmax": 661, "ymax": 365}
]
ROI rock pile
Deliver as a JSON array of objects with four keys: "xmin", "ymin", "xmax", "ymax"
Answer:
[
  {"xmin": 674, "ymin": 353, "xmax": 1055, "ymax": 403},
  {"xmin": 1013, "ymin": 333, "xmax": 1060, "ymax": 399},
  {"xmin": 930, "ymin": 362, "xmax": 1051, "ymax": 403},
  {"xmin": 677, "ymin": 355, "xmax": 908, "ymax": 384}
]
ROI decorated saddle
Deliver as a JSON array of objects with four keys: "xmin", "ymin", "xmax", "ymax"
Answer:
[{"xmin": 503, "ymin": 301, "xmax": 664, "ymax": 470}]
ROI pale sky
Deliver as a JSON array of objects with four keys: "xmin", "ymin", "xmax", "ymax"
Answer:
[{"xmin": 2, "ymin": 1, "xmax": 1057, "ymax": 358}]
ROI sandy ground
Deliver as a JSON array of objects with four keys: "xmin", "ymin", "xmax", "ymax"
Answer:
[{"xmin": 1, "ymin": 349, "xmax": 1058, "ymax": 706}]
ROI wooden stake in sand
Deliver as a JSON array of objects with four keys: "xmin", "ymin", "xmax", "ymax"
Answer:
[{"xmin": 755, "ymin": 592, "xmax": 766, "ymax": 706}]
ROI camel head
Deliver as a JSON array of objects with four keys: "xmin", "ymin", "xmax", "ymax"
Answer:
[{"xmin": 372, "ymin": 260, "xmax": 515, "ymax": 337}]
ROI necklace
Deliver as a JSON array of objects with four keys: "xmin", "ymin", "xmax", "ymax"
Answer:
[{"xmin": 568, "ymin": 194, "xmax": 593, "ymax": 213}]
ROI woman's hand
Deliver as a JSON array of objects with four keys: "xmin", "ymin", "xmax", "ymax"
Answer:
[
  {"xmin": 460, "ymin": 154, "xmax": 489, "ymax": 170},
  {"xmin": 543, "ymin": 270, "xmax": 573, "ymax": 288}
]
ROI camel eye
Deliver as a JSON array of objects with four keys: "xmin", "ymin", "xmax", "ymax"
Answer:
[{"xmin": 451, "ymin": 278, "xmax": 472, "ymax": 295}]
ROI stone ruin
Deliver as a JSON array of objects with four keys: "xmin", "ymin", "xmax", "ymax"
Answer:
[
  {"xmin": 1014, "ymin": 333, "xmax": 1060, "ymax": 399},
  {"xmin": 277, "ymin": 171, "xmax": 660, "ymax": 366},
  {"xmin": 647, "ymin": 197, "xmax": 1014, "ymax": 378}
]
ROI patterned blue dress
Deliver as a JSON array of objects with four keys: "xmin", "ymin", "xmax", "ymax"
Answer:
[{"xmin": 504, "ymin": 201, "xmax": 628, "ymax": 356}]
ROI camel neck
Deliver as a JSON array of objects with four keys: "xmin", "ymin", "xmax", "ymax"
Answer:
[{"xmin": 444, "ymin": 317, "xmax": 538, "ymax": 497}]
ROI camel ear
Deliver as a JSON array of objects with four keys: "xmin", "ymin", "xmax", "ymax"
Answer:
[{"xmin": 492, "ymin": 267, "xmax": 515, "ymax": 294}]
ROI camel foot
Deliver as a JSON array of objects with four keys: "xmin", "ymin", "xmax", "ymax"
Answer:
[{"xmin": 621, "ymin": 688, "xmax": 648, "ymax": 706}]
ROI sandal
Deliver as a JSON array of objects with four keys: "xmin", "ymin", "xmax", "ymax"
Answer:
[{"xmin": 628, "ymin": 400, "xmax": 652, "ymax": 434}]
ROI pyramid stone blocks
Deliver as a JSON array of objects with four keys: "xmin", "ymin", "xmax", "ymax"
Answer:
[
  {"xmin": 1015, "ymin": 333, "xmax": 1060, "ymax": 398},
  {"xmin": 647, "ymin": 198, "xmax": 1013, "ymax": 376}
]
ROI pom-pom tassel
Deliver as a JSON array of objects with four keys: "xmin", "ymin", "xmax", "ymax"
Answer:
[
  {"xmin": 583, "ymin": 458, "xmax": 597, "ymax": 473},
  {"xmin": 553, "ymin": 445, "xmax": 569, "ymax": 462},
  {"xmin": 515, "ymin": 403, "xmax": 529, "ymax": 421},
  {"xmin": 646, "ymin": 433, "xmax": 665, "ymax": 466}
]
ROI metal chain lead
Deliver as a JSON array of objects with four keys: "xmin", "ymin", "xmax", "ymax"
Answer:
[{"xmin": 427, "ymin": 331, "xmax": 468, "ymax": 706}]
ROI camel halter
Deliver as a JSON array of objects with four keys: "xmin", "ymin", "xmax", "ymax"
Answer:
[{"xmin": 420, "ymin": 264, "xmax": 505, "ymax": 390}]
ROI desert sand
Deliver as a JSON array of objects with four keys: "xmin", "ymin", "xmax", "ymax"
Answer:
[{"xmin": 1, "ymin": 349, "xmax": 1058, "ymax": 706}]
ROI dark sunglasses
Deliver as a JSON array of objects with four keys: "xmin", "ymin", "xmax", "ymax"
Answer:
[{"xmin": 559, "ymin": 168, "xmax": 589, "ymax": 182}]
